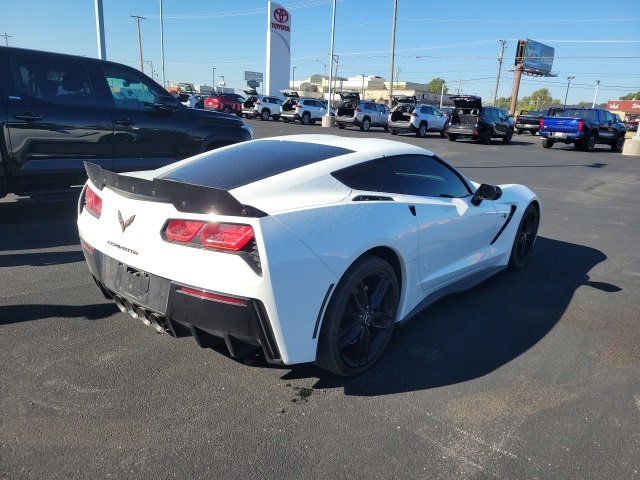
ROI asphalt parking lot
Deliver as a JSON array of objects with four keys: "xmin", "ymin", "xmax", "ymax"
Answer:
[{"xmin": 1, "ymin": 119, "xmax": 639, "ymax": 479}]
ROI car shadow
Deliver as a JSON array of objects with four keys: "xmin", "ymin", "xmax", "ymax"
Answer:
[
  {"xmin": 0, "ymin": 302, "xmax": 118, "ymax": 326},
  {"xmin": 278, "ymin": 236, "xmax": 620, "ymax": 396},
  {"xmin": 0, "ymin": 250, "xmax": 84, "ymax": 267},
  {"xmin": 0, "ymin": 197, "xmax": 79, "ymax": 251}
]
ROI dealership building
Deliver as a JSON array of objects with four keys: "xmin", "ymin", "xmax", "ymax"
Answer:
[{"xmin": 607, "ymin": 100, "xmax": 640, "ymax": 121}]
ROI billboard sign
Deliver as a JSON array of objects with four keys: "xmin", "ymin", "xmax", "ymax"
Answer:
[
  {"xmin": 607, "ymin": 100, "xmax": 640, "ymax": 112},
  {"xmin": 244, "ymin": 71, "xmax": 263, "ymax": 83},
  {"xmin": 265, "ymin": 1, "xmax": 291, "ymax": 95},
  {"xmin": 517, "ymin": 39, "xmax": 554, "ymax": 74}
]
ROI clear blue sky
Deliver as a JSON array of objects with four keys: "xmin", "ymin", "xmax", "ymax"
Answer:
[{"xmin": 2, "ymin": 0, "xmax": 640, "ymax": 103}]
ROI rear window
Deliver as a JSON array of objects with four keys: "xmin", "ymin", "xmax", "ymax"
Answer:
[
  {"xmin": 161, "ymin": 140, "xmax": 354, "ymax": 190},
  {"xmin": 562, "ymin": 109, "xmax": 597, "ymax": 121}
]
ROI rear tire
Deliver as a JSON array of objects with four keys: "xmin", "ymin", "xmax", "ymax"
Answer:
[
  {"xmin": 542, "ymin": 138, "xmax": 554, "ymax": 149},
  {"xmin": 338, "ymin": 124, "xmax": 346, "ymax": 129},
  {"xmin": 360, "ymin": 117, "xmax": 371, "ymax": 132},
  {"xmin": 416, "ymin": 122, "xmax": 427, "ymax": 138},
  {"xmin": 384, "ymin": 125, "xmax": 389, "ymax": 132},
  {"xmin": 508, "ymin": 204, "xmax": 539, "ymax": 269},
  {"xmin": 261, "ymin": 109, "xmax": 270, "ymax": 121},
  {"xmin": 482, "ymin": 129, "xmax": 493, "ymax": 144},
  {"xmin": 316, "ymin": 256, "xmax": 399, "ymax": 377},
  {"xmin": 391, "ymin": 129, "xmax": 398, "ymax": 135},
  {"xmin": 302, "ymin": 112, "xmax": 311, "ymax": 125},
  {"xmin": 447, "ymin": 134, "xmax": 457, "ymax": 142},
  {"xmin": 283, "ymin": 118, "xmax": 290, "ymax": 123},
  {"xmin": 583, "ymin": 133, "xmax": 596, "ymax": 152},
  {"xmin": 530, "ymin": 130, "xmax": 536, "ymax": 136},
  {"xmin": 516, "ymin": 129, "xmax": 522, "ymax": 135},
  {"xmin": 440, "ymin": 125, "xmax": 447, "ymax": 138},
  {"xmin": 502, "ymin": 129, "xmax": 513, "ymax": 144},
  {"xmin": 611, "ymin": 135, "xmax": 625, "ymax": 153}
]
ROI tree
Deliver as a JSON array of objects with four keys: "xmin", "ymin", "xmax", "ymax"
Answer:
[
  {"xmin": 519, "ymin": 88, "xmax": 560, "ymax": 109},
  {"xmin": 426, "ymin": 77, "xmax": 448, "ymax": 94},
  {"xmin": 620, "ymin": 91, "xmax": 640, "ymax": 100},
  {"xmin": 494, "ymin": 97, "xmax": 511, "ymax": 109},
  {"xmin": 576, "ymin": 101, "xmax": 592, "ymax": 107}
]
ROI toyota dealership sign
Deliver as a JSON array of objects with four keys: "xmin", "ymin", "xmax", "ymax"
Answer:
[{"xmin": 265, "ymin": 1, "xmax": 291, "ymax": 95}]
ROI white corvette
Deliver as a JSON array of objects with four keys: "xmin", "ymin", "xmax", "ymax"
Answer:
[{"xmin": 78, "ymin": 135, "xmax": 540, "ymax": 376}]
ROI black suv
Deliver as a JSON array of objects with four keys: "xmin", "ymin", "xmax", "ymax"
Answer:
[
  {"xmin": 0, "ymin": 47, "xmax": 252, "ymax": 199},
  {"xmin": 445, "ymin": 95, "xmax": 514, "ymax": 144}
]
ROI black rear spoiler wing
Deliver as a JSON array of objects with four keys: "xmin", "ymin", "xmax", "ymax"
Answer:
[{"xmin": 84, "ymin": 162, "xmax": 266, "ymax": 217}]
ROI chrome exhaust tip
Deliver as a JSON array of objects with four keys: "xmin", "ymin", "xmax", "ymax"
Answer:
[
  {"xmin": 123, "ymin": 299, "xmax": 137, "ymax": 318},
  {"xmin": 113, "ymin": 295, "xmax": 127, "ymax": 313},
  {"xmin": 148, "ymin": 313, "xmax": 165, "ymax": 333},
  {"xmin": 135, "ymin": 306, "xmax": 150, "ymax": 325}
]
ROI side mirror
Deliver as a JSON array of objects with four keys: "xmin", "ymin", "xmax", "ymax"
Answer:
[
  {"xmin": 471, "ymin": 184, "xmax": 502, "ymax": 206},
  {"xmin": 154, "ymin": 95, "xmax": 181, "ymax": 110}
]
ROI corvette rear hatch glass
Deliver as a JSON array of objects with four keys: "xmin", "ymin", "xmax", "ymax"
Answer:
[{"xmin": 160, "ymin": 140, "xmax": 353, "ymax": 190}]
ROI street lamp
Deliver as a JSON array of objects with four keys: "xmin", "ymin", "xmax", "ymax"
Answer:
[
  {"xmin": 212, "ymin": 67, "xmax": 216, "ymax": 92},
  {"xmin": 592, "ymin": 80, "xmax": 601, "ymax": 108},
  {"xmin": 292, "ymin": 66, "xmax": 297, "ymax": 89},
  {"xmin": 315, "ymin": 59, "xmax": 327, "ymax": 77},
  {"xmin": 564, "ymin": 76, "xmax": 575, "ymax": 108},
  {"xmin": 439, "ymin": 80, "xmax": 446, "ymax": 108},
  {"xmin": 144, "ymin": 60, "xmax": 155, "ymax": 79}
]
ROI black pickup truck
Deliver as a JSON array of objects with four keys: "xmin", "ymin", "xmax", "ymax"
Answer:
[
  {"xmin": 515, "ymin": 110, "xmax": 544, "ymax": 135},
  {"xmin": 0, "ymin": 46, "xmax": 252, "ymax": 200}
]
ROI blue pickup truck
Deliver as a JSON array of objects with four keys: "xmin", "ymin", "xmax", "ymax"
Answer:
[{"xmin": 539, "ymin": 108, "xmax": 626, "ymax": 152}]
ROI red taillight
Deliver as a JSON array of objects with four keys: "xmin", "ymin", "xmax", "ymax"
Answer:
[
  {"xmin": 578, "ymin": 120, "xmax": 584, "ymax": 132},
  {"xmin": 539, "ymin": 118, "xmax": 544, "ymax": 129},
  {"xmin": 199, "ymin": 223, "xmax": 254, "ymax": 251},
  {"xmin": 178, "ymin": 287, "xmax": 246, "ymax": 306},
  {"xmin": 164, "ymin": 220, "xmax": 204, "ymax": 243},
  {"xmin": 83, "ymin": 186, "xmax": 102, "ymax": 218},
  {"xmin": 472, "ymin": 130, "xmax": 479, "ymax": 136}
]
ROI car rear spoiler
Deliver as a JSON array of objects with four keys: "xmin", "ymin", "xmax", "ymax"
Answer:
[{"xmin": 84, "ymin": 162, "xmax": 266, "ymax": 217}]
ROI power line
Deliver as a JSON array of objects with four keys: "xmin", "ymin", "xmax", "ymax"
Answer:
[{"xmin": 399, "ymin": 17, "xmax": 640, "ymax": 23}]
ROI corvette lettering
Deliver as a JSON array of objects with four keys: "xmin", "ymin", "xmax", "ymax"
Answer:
[{"xmin": 107, "ymin": 241, "xmax": 138, "ymax": 256}]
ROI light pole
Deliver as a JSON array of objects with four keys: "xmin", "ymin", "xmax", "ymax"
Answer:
[
  {"xmin": 0, "ymin": 32, "xmax": 12, "ymax": 46},
  {"xmin": 564, "ymin": 76, "xmax": 575, "ymax": 108},
  {"xmin": 323, "ymin": 0, "xmax": 337, "ymax": 125},
  {"xmin": 439, "ymin": 80, "xmax": 446, "ymax": 108},
  {"xmin": 218, "ymin": 75, "xmax": 225, "ymax": 92},
  {"xmin": 292, "ymin": 66, "xmax": 297, "ymax": 89},
  {"xmin": 388, "ymin": 0, "xmax": 398, "ymax": 108},
  {"xmin": 131, "ymin": 15, "xmax": 146, "ymax": 73},
  {"xmin": 315, "ymin": 59, "xmax": 327, "ymax": 77},
  {"xmin": 145, "ymin": 60, "xmax": 155, "ymax": 79},
  {"xmin": 361, "ymin": 74, "xmax": 365, "ymax": 100},
  {"xmin": 159, "ymin": 0, "xmax": 166, "ymax": 87},
  {"xmin": 93, "ymin": 0, "xmax": 106, "ymax": 59},
  {"xmin": 592, "ymin": 80, "xmax": 601, "ymax": 108},
  {"xmin": 212, "ymin": 67, "xmax": 216, "ymax": 92}
]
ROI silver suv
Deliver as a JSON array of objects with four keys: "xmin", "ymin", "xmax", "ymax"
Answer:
[
  {"xmin": 280, "ymin": 91, "xmax": 330, "ymax": 125},
  {"xmin": 388, "ymin": 96, "xmax": 448, "ymax": 137},
  {"xmin": 242, "ymin": 92, "xmax": 282, "ymax": 121},
  {"xmin": 335, "ymin": 93, "xmax": 389, "ymax": 132}
]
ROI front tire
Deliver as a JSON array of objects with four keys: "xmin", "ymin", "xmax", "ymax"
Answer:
[
  {"xmin": 316, "ymin": 256, "xmax": 400, "ymax": 377},
  {"xmin": 611, "ymin": 135, "xmax": 625, "ymax": 153},
  {"xmin": 338, "ymin": 124, "xmax": 346, "ymax": 129},
  {"xmin": 508, "ymin": 204, "xmax": 539, "ymax": 269},
  {"xmin": 447, "ymin": 134, "xmax": 457, "ymax": 142},
  {"xmin": 391, "ymin": 129, "xmax": 398, "ymax": 135},
  {"xmin": 542, "ymin": 138, "xmax": 554, "ymax": 149},
  {"xmin": 502, "ymin": 129, "xmax": 513, "ymax": 144}
]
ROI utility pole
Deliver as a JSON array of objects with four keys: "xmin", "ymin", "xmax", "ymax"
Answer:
[
  {"xmin": 292, "ymin": 66, "xmax": 296, "ymax": 89},
  {"xmin": 145, "ymin": 60, "xmax": 155, "ymax": 79},
  {"xmin": 456, "ymin": 79, "xmax": 462, "ymax": 95},
  {"xmin": 592, "ymin": 80, "xmax": 601, "ymax": 108},
  {"xmin": 564, "ymin": 75, "xmax": 575, "ymax": 108},
  {"xmin": 388, "ymin": 0, "xmax": 398, "ymax": 108},
  {"xmin": 492, "ymin": 39, "xmax": 506, "ymax": 106},
  {"xmin": 509, "ymin": 63, "xmax": 523, "ymax": 115},
  {"xmin": 1, "ymin": 32, "xmax": 12, "ymax": 46},
  {"xmin": 323, "ymin": 0, "xmax": 337, "ymax": 124},
  {"xmin": 131, "ymin": 15, "xmax": 146, "ymax": 73},
  {"xmin": 315, "ymin": 59, "xmax": 327, "ymax": 77},
  {"xmin": 159, "ymin": 0, "xmax": 166, "ymax": 87},
  {"xmin": 361, "ymin": 74, "xmax": 365, "ymax": 99},
  {"xmin": 439, "ymin": 80, "xmax": 446, "ymax": 108},
  {"xmin": 93, "ymin": 0, "xmax": 106, "ymax": 59},
  {"xmin": 212, "ymin": 67, "xmax": 216, "ymax": 92}
]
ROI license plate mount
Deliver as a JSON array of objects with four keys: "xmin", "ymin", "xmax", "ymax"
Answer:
[{"xmin": 115, "ymin": 263, "xmax": 150, "ymax": 298}]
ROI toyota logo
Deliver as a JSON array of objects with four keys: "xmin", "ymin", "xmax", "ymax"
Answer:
[{"xmin": 274, "ymin": 8, "xmax": 288, "ymax": 23}]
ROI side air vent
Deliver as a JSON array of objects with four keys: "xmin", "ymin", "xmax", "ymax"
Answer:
[{"xmin": 352, "ymin": 195, "xmax": 394, "ymax": 202}]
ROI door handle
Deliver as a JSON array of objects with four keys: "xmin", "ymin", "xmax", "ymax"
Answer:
[
  {"xmin": 14, "ymin": 112, "xmax": 42, "ymax": 122},
  {"xmin": 114, "ymin": 117, "xmax": 134, "ymax": 126}
]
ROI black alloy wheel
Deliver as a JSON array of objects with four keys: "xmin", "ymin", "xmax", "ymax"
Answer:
[
  {"xmin": 317, "ymin": 256, "xmax": 399, "ymax": 376},
  {"xmin": 509, "ymin": 204, "xmax": 539, "ymax": 269},
  {"xmin": 360, "ymin": 118, "xmax": 371, "ymax": 132},
  {"xmin": 502, "ymin": 129, "xmax": 513, "ymax": 143},
  {"xmin": 416, "ymin": 122, "xmax": 427, "ymax": 138},
  {"xmin": 261, "ymin": 109, "xmax": 270, "ymax": 121},
  {"xmin": 302, "ymin": 112, "xmax": 311, "ymax": 125}
]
